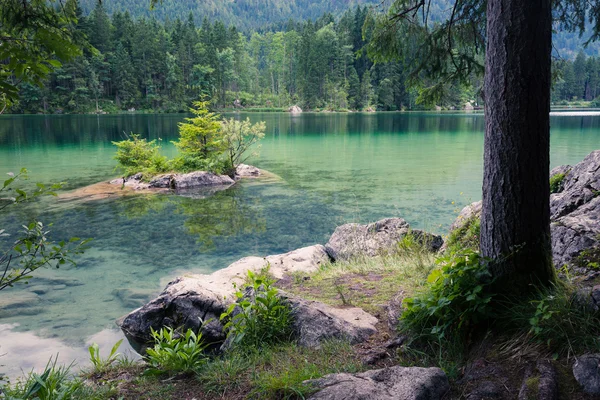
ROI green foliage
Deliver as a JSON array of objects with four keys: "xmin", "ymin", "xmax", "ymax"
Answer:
[
  {"xmin": 0, "ymin": 0, "xmax": 87, "ymax": 112},
  {"xmin": 221, "ymin": 118, "xmax": 266, "ymax": 175},
  {"xmin": 172, "ymin": 101, "xmax": 227, "ymax": 173},
  {"xmin": 575, "ymin": 247, "xmax": 600, "ymax": 269},
  {"xmin": 88, "ymin": 340, "xmax": 123, "ymax": 373},
  {"xmin": 1, "ymin": 169, "xmax": 89, "ymax": 292},
  {"xmin": 144, "ymin": 327, "xmax": 209, "ymax": 375},
  {"xmin": 549, "ymin": 172, "xmax": 567, "ymax": 194},
  {"xmin": 112, "ymin": 134, "xmax": 169, "ymax": 179},
  {"xmin": 445, "ymin": 216, "xmax": 480, "ymax": 252},
  {"xmin": 220, "ymin": 269, "xmax": 293, "ymax": 349},
  {"xmin": 1, "ymin": 357, "xmax": 85, "ymax": 400},
  {"xmin": 497, "ymin": 284, "xmax": 600, "ymax": 355},
  {"xmin": 401, "ymin": 250, "xmax": 495, "ymax": 340}
]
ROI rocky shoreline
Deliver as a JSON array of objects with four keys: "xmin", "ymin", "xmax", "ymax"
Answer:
[{"xmin": 115, "ymin": 150, "xmax": 600, "ymax": 399}]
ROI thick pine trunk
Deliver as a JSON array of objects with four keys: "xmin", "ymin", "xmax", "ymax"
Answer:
[{"xmin": 481, "ymin": 0, "xmax": 555, "ymax": 290}]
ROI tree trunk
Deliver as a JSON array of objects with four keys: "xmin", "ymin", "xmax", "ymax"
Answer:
[{"xmin": 481, "ymin": 0, "xmax": 555, "ymax": 291}]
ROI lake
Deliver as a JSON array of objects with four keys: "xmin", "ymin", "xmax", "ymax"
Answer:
[{"xmin": 0, "ymin": 112, "xmax": 599, "ymax": 378}]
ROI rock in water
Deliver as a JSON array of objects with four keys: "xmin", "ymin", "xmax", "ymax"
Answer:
[
  {"xmin": 288, "ymin": 105, "xmax": 303, "ymax": 113},
  {"xmin": 325, "ymin": 218, "xmax": 443, "ymax": 262},
  {"xmin": 235, "ymin": 164, "xmax": 261, "ymax": 178},
  {"xmin": 173, "ymin": 171, "xmax": 234, "ymax": 190},
  {"xmin": 307, "ymin": 366, "xmax": 449, "ymax": 400},
  {"xmin": 118, "ymin": 245, "xmax": 331, "ymax": 352},
  {"xmin": 573, "ymin": 354, "xmax": 600, "ymax": 395}
]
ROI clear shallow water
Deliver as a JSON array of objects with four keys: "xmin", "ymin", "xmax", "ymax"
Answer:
[{"xmin": 0, "ymin": 112, "xmax": 599, "ymax": 378}]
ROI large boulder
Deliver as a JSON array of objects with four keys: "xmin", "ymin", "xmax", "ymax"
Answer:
[
  {"xmin": 573, "ymin": 353, "xmax": 600, "ymax": 395},
  {"xmin": 118, "ymin": 245, "xmax": 330, "ymax": 352},
  {"xmin": 325, "ymin": 218, "xmax": 443, "ymax": 262},
  {"xmin": 307, "ymin": 366, "xmax": 450, "ymax": 400},
  {"xmin": 288, "ymin": 105, "xmax": 303, "ymax": 114}
]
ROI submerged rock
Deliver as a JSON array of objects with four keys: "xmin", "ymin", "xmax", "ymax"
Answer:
[
  {"xmin": 325, "ymin": 218, "xmax": 443, "ymax": 262},
  {"xmin": 235, "ymin": 164, "xmax": 261, "ymax": 178},
  {"xmin": 118, "ymin": 245, "xmax": 330, "ymax": 352},
  {"xmin": 306, "ymin": 365, "xmax": 449, "ymax": 400},
  {"xmin": 0, "ymin": 292, "xmax": 43, "ymax": 318}
]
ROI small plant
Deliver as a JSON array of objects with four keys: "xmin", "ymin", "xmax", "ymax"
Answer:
[
  {"xmin": 445, "ymin": 216, "xmax": 480, "ymax": 252},
  {"xmin": 88, "ymin": 339, "xmax": 123, "ymax": 373},
  {"xmin": 144, "ymin": 326, "xmax": 209, "ymax": 375},
  {"xmin": 1, "ymin": 357, "xmax": 84, "ymax": 400},
  {"xmin": 549, "ymin": 172, "xmax": 567, "ymax": 194},
  {"xmin": 112, "ymin": 133, "xmax": 168, "ymax": 179},
  {"xmin": 575, "ymin": 247, "xmax": 600, "ymax": 270},
  {"xmin": 401, "ymin": 249, "xmax": 495, "ymax": 340},
  {"xmin": 220, "ymin": 269, "xmax": 293, "ymax": 349}
]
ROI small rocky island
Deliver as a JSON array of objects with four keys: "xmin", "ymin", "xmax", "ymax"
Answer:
[{"xmin": 60, "ymin": 164, "xmax": 267, "ymax": 202}]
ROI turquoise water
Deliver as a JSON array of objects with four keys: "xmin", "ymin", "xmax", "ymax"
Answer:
[{"xmin": 0, "ymin": 112, "xmax": 599, "ymax": 378}]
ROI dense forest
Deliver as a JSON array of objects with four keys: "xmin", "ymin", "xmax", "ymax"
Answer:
[
  {"xmin": 7, "ymin": 0, "xmax": 600, "ymax": 114},
  {"xmin": 78, "ymin": 0, "xmax": 379, "ymax": 30}
]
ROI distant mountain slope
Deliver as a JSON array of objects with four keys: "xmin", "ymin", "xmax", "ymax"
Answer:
[{"xmin": 80, "ymin": 0, "xmax": 379, "ymax": 29}]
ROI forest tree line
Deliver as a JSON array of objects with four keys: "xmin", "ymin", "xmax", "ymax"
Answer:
[{"xmin": 7, "ymin": 0, "xmax": 598, "ymax": 115}]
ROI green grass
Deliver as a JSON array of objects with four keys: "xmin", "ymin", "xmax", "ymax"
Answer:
[{"xmin": 282, "ymin": 247, "xmax": 436, "ymax": 315}]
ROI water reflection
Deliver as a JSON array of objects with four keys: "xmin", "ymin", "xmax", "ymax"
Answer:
[{"xmin": 0, "ymin": 324, "xmax": 139, "ymax": 381}]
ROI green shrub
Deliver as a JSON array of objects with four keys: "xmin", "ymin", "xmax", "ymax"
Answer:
[
  {"xmin": 549, "ymin": 172, "xmax": 566, "ymax": 194},
  {"xmin": 172, "ymin": 101, "xmax": 227, "ymax": 173},
  {"xmin": 144, "ymin": 327, "xmax": 209, "ymax": 375},
  {"xmin": 401, "ymin": 249, "xmax": 495, "ymax": 340},
  {"xmin": 112, "ymin": 134, "xmax": 168, "ymax": 179},
  {"xmin": 220, "ymin": 269, "xmax": 293, "ymax": 349}
]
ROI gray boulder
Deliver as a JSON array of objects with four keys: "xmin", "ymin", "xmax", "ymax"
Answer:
[
  {"xmin": 307, "ymin": 366, "xmax": 449, "ymax": 400},
  {"xmin": 148, "ymin": 174, "xmax": 173, "ymax": 189},
  {"xmin": 288, "ymin": 105, "xmax": 303, "ymax": 114},
  {"xmin": 573, "ymin": 353, "xmax": 600, "ymax": 395},
  {"xmin": 220, "ymin": 289, "xmax": 378, "ymax": 351},
  {"xmin": 118, "ymin": 245, "xmax": 330, "ymax": 352},
  {"xmin": 282, "ymin": 292, "xmax": 378, "ymax": 348},
  {"xmin": 325, "ymin": 218, "xmax": 443, "ymax": 262},
  {"xmin": 173, "ymin": 171, "xmax": 234, "ymax": 190},
  {"xmin": 550, "ymin": 150, "xmax": 600, "ymax": 269}
]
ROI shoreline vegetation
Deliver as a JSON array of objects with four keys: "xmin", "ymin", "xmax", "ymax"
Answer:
[
  {"xmin": 5, "ymin": 104, "xmax": 600, "ymax": 116},
  {"xmin": 1, "ymin": 150, "xmax": 599, "ymax": 399}
]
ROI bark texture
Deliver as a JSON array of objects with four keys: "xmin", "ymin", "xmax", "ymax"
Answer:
[{"xmin": 481, "ymin": 0, "xmax": 554, "ymax": 289}]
